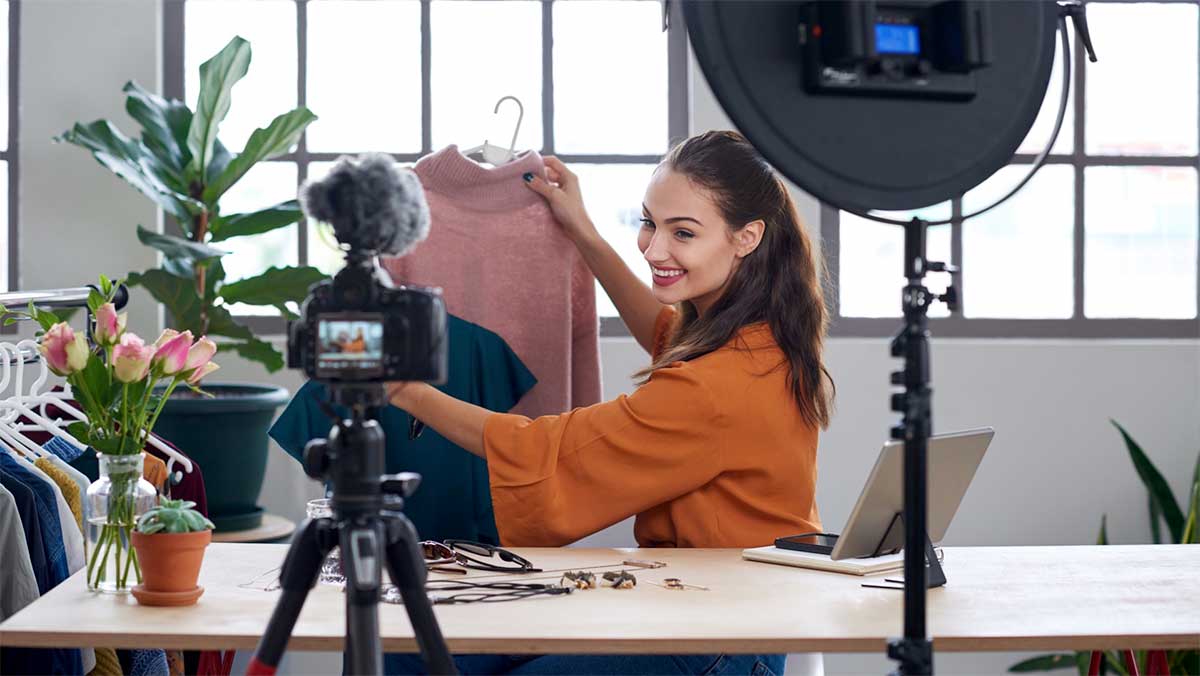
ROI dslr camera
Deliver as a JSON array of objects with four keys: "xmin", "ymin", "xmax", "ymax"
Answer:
[{"xmin": 285, "ymin": 154, "xmax": 448, "ymax": 403}]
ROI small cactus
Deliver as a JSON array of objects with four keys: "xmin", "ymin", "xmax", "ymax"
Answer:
[{"xmin": 135, "ymin": 498, "xmax": 215, "ymax": 534}]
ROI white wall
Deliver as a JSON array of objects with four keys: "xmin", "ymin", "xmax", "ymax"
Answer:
[{"xmin": 16, "ymin": 5, "xmax": 1200, "ymax": 674}]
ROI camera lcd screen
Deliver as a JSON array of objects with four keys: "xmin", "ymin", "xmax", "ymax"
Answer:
[
  {"xmin": 317, "ymin": 315, "xmax": 385, "ymax": 377},
  {"xmin": 875, "ymin": 23, "xmax": 920, "ymax": 55}
]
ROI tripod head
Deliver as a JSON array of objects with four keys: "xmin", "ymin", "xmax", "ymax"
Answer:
[{"xmin": 302, "ymin": 394, "xmax": 422, "ymax": 517}]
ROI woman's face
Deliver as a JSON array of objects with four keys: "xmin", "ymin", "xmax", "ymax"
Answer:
[{"xmin": 638, "ymin": 168, "xmax": 761, "ymax": 315}]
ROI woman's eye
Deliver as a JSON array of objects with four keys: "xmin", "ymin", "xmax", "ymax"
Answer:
[
  {"xmin": 639, "ymin": 218, "xmax": 655, "ymax": 229},
  {"xmin": 675, "ymin": 230, "xmax": 695, "ymax": 240}
]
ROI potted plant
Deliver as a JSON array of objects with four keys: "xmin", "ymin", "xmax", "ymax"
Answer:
[
  {"xmin": 55, "ymin": 35, "xmax": 325, "ymax": 531},
  {"xmin": 1, "ymin": 276, "xmax": 220, "ymax": 593},
  {"xmin": 131, "ymin": 498, "xmax": 216, "ymax": 607},
  {"xmin": 1008, "ymin": 420, "xmax": 1199, "ymax": 675}
]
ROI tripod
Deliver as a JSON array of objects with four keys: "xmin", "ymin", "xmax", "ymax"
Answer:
[
  {"xmin": 247, "ymin": 386, "xmax": 457, "ymax": 675},
  {"xmin": 885, "ymin": 217, "xmax": 957, "ymax": 676}
]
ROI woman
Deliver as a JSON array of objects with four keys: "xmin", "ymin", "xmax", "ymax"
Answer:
[{"xmin": 388, "ymin": 130, "xmax": 834, "ymax": 675}]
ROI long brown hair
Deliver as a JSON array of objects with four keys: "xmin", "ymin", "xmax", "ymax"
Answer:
[{"xmin": 633, "ymin": 130, "xmax": 835, "ymax": 429}]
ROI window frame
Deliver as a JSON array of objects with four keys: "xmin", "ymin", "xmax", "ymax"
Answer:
[
  {"xmin": 4, "ymin": 0, "xmax": 18, "ymax": 296},
  {"xmin": 163, "ymin": 0, "xmax": 688, "ymax": 338},
  {"xmin": 822, "ymin": 0, "xmax": 1200, "ymax": 340}
]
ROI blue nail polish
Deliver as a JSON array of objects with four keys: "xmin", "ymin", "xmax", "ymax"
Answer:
[{"xmin": 522, "ymin": 172, "xmax": 534, "ymax": 182}]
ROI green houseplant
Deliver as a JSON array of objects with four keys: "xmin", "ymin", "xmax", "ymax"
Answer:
[
  {"xmin": 131, "ymin": 498, "xmax": 216, "ymax": 607},
  {"xmin": 1009, "ymin": 420, "xmax": 1200, "ymax": 676},
  {"xmin": 56, "ymin": 35, "xmax": 322, "ymax": 531}
]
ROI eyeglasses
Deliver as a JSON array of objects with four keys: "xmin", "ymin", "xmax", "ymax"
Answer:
[
  {"xmin": 443, "ymin": 539, "xmax": 541, "ymax": 573},
  {"xmin": 420, "ymin": 541, "xmax": 458, "ymax": 568}
]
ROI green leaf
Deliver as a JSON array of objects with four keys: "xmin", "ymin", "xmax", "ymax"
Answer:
[
  {"xmin": 126, "ymin": 269, "xmax": 204, "ymax": 334},
  {"xmin": 1182, "ymin": 481, "xmax": 1199, "ymax": 544},
  {"xmin": 209, "ymin": 199, "xmax": 303, "ymax": 242},
  {"xmin": 205, "ymin": 257, "xmax": 226, "ymax": 301},
  {"xmin": 87, "ymin": 288, "xmax": 106, "ymax": 313},
  {"xmin": 1149, "ymin": 495, "xmax": 1163, "ymax": 545},
  {"xmin": 187, "ymin": 36, "xmax": 252, "ymax": 179},
  {"xmin": 205, "ymin": 302, "xmax": 254, "ymax": 342},
  {"xmin": 1097, "ymin": 514, "xmax": 1109, "ymax": 545},
  {"xmin": 202, "ymin": 107, "xmax": 316, "ymax": 203},
  {"xmin": 66, "ymin": 421, "xmax": 91, "ymax": 447},
  {"xmin": 55, "ymin": 120, "xmax": 203, "ymax": 220},
  {"xmin": 219, "ymin": 266, "xmax": 327, "ymax": 308},
  {"xmin": 136, "ymin": 225, "xmax": 227, "ymax": 279},
  {"xmin": 1111, "ymin": 420, "xmax": 1185, "ymax": 543},
  {"xmin": 219, "ymin": 336, "xmax": 284, "ymax": 373},
  {"xmin": 1008, "ymin": 653, "xmax": 1079, "ymax": 672},
  {"xmin": 122, "ymin": 80, "xmax": 189, "ymax": 189},
  {"xmin": 81, "ymin": 355, "xmax": 112, "ymax": 410}
]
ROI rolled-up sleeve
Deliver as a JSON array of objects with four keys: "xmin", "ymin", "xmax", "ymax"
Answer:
[{"xmin": 484, "ymin": 362, "xmax": 726, "ymax": 546}]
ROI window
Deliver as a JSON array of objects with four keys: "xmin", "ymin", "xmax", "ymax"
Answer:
[
  {"xmin": 167, "ymin": 0, "xmax": 687, "ymax": 334},
  {"xmin": 825, "ymin": 2, "xmax": 1200, "ymax": 338},
  {"xmin": 1, "ymin": 0, "xmax": 15, "ymax": 295}
]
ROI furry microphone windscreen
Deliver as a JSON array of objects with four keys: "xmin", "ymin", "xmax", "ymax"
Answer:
[{"xmin": 298, "ymin": 152, "xmax": 431, "ymax": 257}]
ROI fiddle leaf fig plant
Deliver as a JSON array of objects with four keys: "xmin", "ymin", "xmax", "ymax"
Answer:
[
  {"xmin": 55, "ymin": 35, "xmax": 328, "ymax": 373},
  {"xmin": 136, "ymin": 498, "xmax": 215, "ymax": 535}
]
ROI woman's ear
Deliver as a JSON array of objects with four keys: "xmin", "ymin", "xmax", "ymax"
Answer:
[{"xmin": 736, "ymin": 220, "xmax": 766, "ymax": 258}]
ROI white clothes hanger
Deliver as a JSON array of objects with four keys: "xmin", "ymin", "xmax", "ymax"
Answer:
[
  {"xmin": 0, "ymin": 341, "xmax": 86, "ymax": 456},
  {"xmin": 0, "ymin": 343, "xmax": 58, "ymax": 459},
  {"xmin": 461, "ymin": 95, "xmax": 525, "ymax": 166}
]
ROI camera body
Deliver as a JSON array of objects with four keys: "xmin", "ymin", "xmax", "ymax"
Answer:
[{"xmin": 287, "ymin": 253, "xmax": 448, "ymax": 387}]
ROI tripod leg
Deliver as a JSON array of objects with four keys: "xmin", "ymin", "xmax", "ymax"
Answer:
[
  {"xmin": 342, "ymin": 520, "xmax": 385, "ymax": 676},
  {"xmin": 383, "ymin": 514, "xmax": 457, "ymax": 675},
  {"xmin": 248, "ymin": 518, "xmax": 338, "ymax": 675}
]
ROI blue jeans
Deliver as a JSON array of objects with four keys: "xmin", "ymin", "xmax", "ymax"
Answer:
[{"xmin": 384, "ymin": 652, "xmax": 785, "ymax": 675}]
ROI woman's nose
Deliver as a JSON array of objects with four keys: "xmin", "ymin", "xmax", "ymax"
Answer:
[{"xmin": 642, "ymin": 232, "xmax": 671, "ymax": 263}]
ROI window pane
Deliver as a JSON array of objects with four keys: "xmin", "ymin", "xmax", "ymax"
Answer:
[
  {"xmin": 1017, "ymin": 30, "xmax": 1071, "ymax": 155},
  {"xmin": 217, "ymin": 161, "xmax": 299, "ymax": 316},
  {"xmin": 839, "ymin": 205, "xmax": 951, "ymax": 318},
  {"xmin": 554, "ymin": 1, "xmax": 667, "ymax": 155},
  {"xmin": 962, "ymin": 165, "xmax": 1074, "ymax": 318},
  {"xmin": 572, "ymin": 164, "xmax": 659, "ymax": 318},
  {"xmin": 0, "ymin": 1, "xmax": 8, "ymax": 152},
  {"xmin": 1085, "ymin": 167, "xmax": 1197, "ymax": 318},
  {"xmin": 1086, "ymin": 3, "xmax": 1197, "ymax": 156},
  {"xmin": 186, "ymin": 0, "xmax": 297, "ymax": 153},
  {"xmin": 307, "ymin": 1, "xmax": 421, "ymax": 153},
  {"xmin": 431, "ymin": 1, "xmax": 542, "ymax": 152}
]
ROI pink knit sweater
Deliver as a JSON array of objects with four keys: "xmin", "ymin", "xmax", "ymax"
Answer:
[{"xmin": 381, "ymin": 145, "xmax": 602, "ymax": 417}]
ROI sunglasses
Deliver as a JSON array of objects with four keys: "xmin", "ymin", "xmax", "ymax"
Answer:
[{"xmin": 441, "ymin": 539, "xmax": 541, "ymax": 573}]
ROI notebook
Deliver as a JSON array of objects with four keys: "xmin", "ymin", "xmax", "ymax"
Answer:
[{"xmin": 742, "ymin": 545, "xmax": 937, "ymax": 576}]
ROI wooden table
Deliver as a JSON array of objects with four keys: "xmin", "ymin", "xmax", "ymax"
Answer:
[{"xmin": 1, "ymin": 543, "xmax": 1197, "ymax": 654}]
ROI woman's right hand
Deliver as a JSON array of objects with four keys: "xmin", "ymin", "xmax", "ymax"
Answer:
[{"xmin": 523, "ymin": 156, "xmax": 598, "ymax": 245}]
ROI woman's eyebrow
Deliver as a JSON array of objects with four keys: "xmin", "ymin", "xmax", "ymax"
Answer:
[{"xmin": 642, "ymin": 204, "xmax": 705, "ymax": 227}]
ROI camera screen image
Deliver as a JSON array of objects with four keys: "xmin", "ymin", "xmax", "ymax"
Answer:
[{"xmin": 317, "ymin": 316, "xmax": 385, "ymax": 375}]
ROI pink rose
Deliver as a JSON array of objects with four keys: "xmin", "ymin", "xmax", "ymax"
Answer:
[
  {"xmin": 154, "ymin": 328, "xmax": 180, "ymax": 350},
  {"xmin": 186, "ymin": 361, "xmax": 220, "ymax": 385},
  {"xmin": 184, "ymin": 336, "xmax": 217, "ymax": 373},
  {"xmin": 112, "ymin": 333, "xmax": 154, "ymax": 383},
  {"xmin": 39, "ymin": 322, "xmax": 89, "ymax": 376},
  {"xmin": 152, "ymin": 329, "xmax": 193, "ymax": 376},
  {"xmin": 93, "ymin": 303, "xmax": 126, "ymax": 346}
]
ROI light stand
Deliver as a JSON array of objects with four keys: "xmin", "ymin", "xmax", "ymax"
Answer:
[{"xmin": 885, "ymin": 217, "xmax": 957, "ymax": 674}]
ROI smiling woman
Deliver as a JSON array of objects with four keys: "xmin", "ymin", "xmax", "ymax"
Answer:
[{"xmin": 388, "ymin": 129, "xmax": 833, "ymax": 675}]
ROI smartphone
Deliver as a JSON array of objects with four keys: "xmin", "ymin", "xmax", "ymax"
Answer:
[{"xmin": 774, "ymin": 532, "xmax": 839, "ymax": 555}]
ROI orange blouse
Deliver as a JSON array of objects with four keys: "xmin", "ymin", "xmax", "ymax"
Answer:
[{"xmin": 483, "ymin": 306, "xmax": 822, "ymax": 548}]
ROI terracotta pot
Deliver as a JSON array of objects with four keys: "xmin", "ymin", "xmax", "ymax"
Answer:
[{"xmin": 131, "ymin": 530, "xmax": 212, "ymax": 594}]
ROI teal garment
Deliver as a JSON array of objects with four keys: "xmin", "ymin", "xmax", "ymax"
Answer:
[{"xmin": 269, "ymin": 314, "xmax": 536, "ymax": 545}]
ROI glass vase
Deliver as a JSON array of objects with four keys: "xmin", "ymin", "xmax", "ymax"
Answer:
[{"xmin": 86, "ymin": 453, "xmax": 158, "ymax": 593}]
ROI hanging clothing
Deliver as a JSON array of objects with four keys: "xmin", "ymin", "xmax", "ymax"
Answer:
[
  {"xmin": 0, "ymin": 468, "xmax": 49, "ymax": 593},
  {"xmin": 0, "ymin": 484, "xmax": 40, "ymax": 620},
  {"xmin": 143, "ymin": 452, "xmax": 169, "ymax": 493},
  {"xmin": 271, "ymin": 314, "xmax": 535, "ymax": 544},
  {"xmin": 0, "ymin": 463, "xmax": 85, "ymax": 675},
  {"xmin": 34, "ymin": 457, "xmax": 83, "ymax": 532},
  {"xmin": 482, "ymin": 306, "xmax": 823, "ymax": 548},
  {"xmin": 380, "ymin": 144, "xmax": 601, "ymax": 419},
  {"xmin": 89, "ymin": 648, "xmax": 123, "ymax": 676},
  {"xmin": 43, "ymin": 434, "xmax": 85, "ymax": 463}
]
